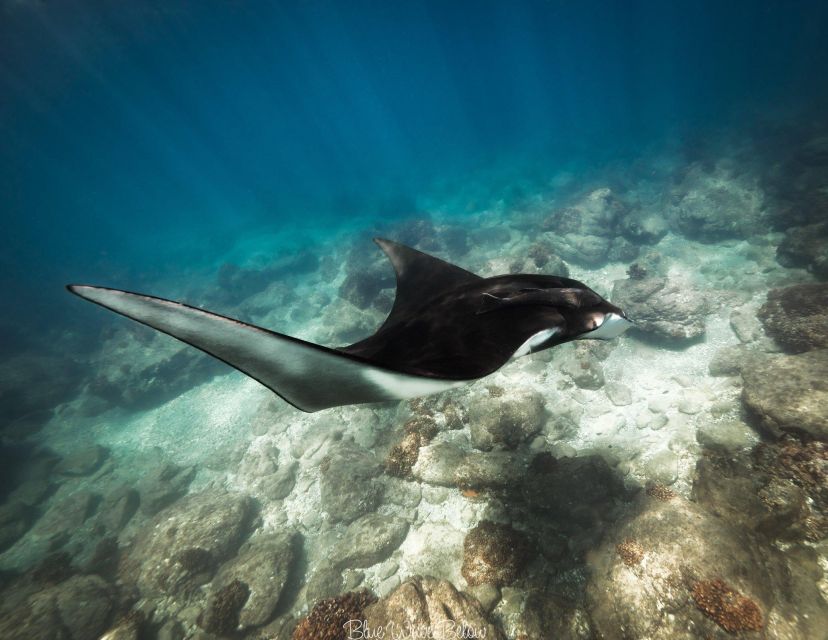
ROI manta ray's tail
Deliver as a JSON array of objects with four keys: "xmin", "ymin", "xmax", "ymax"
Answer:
[{"xmin": 67, "ymin": 285, "xmax": 454, "ymax": 412}]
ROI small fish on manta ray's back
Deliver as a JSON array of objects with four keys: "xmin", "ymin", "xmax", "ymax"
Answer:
[{"xmin": 67, "ymin": 238, "xmax": 633, "ymax": 412}]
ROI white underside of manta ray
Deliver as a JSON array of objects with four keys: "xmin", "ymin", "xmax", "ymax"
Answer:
[{"xmin": 68, "ymin": 238, "xmax": 632, "ymax": 412}]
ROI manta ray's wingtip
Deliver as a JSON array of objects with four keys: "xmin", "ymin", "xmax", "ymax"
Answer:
[{"xmin": 66, "ymin": 284, "xmax": 106, "ymax": 300}]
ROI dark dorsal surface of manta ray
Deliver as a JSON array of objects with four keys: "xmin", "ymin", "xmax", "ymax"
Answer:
[{"xmin": 67, "ymin": 238, "xmax": 633, "ymax": 412}]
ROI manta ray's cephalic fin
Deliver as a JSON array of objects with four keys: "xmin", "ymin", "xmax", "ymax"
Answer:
[{"xmin": 67, "ymin": 285, "xmax": 463, "ymax": 412}]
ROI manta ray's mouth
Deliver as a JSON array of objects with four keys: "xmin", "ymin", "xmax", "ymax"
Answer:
[{"xmin": 588, "ymin": 312, "xmax": 633, "ymax": 340}]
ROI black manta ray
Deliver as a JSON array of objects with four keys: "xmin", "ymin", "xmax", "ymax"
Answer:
[{"xmin": 68, "ymin": 239, "xmax": 632, "ymax": 412}]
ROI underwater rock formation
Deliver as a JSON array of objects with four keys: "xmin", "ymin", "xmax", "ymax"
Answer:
[
  {"xmin": 136, "ymin": 461, "xmax": 196, "ymax": 515},
  {"xmin": 586, "ymin": 493, "xmax": 826, "ymax": 639},
  {"xmin": 461, "ymin": 520, "xmax": 531, "ymax": 587},
  {"xmin": 53, "ymin": 445, "xmax": 109, "ymax": 477},
  {"xmin": 776, "ymin": 221, "xmax": 828, "ymax": 277},
  {"xmin": 0, "ymin": 502, "xmax": 35, "ymax": 553},
  {"xmin": 205, "ymin": 532, "xmax": 295, "ymax": 630},
  {"xmin": 364, "ymin": 576, "xmax": 504, "ymax": 640},
  {"xmin": 0, "ymin": 574, "xmax": 115, "ymax": 640},
  {"xmin": 412, "ymin": 441, "xmax": 526, "ymax": 490},
  {"xmin": 293, "ymin": 589, "xmax": 376, "ymax": 640},
  {"xmin": 667, "ymin": 162, "xmax": 766, "ymax": 242},
  {"xmin": 612, "ymin": 276, "xmax": 710, "ymax": 341},
  {"xmin": 319, "ymin": 440, "xmax": 384, "ymax": 524},
  {"xmin": 86, "ymin": 345, "xmax": 225, "ymax": 414},
  {"xmin": 468, "ymin": 389, "xmax": 545, "ymax": 451},
  {"xmin": 542, "ymin": 187, "xmax": 637, "ymax": 265},
  {"xmin": 741, "ymin": 350, "xmax": 828, "ymax": 440},
  {"xmin": 757, "ymin": 282, "xmax": 828, "ymax": 353},
  {"xmin": 126, "ymin": 490, "xmax": 253, "ymax": 597},
  {"xmin": 332, "ymin": 512, "xmax": 409, "ymax": 571}
]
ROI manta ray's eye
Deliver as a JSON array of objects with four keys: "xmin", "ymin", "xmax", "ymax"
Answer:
[{"xmin": 587, "ymin": 312, "xmax": 605, "ymax": 331}]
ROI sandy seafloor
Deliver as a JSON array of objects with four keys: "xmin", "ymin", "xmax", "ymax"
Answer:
[{"xmin": 1, "ymin": 123, "xmax": 828, "ymax": 639}]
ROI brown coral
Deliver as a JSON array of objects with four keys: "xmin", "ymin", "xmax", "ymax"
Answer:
[
  {"xmin": 461, "ymin": 520, "xmax": 532, "ymax": 587},
  {"xmin": 201, "ymin": 579, "xmax": 250, "ymax": 635},
  {"xmin": 292, "ymin": 590, "xmax": 376, "ymax": 640},
  {"xmin": 691, "ymin": 579, "xmax": 763, "ymax": 633},
  {"xmin": 386, "ymin": 433, "xmax": 422, "ymax": 477},
  {"xmin": 615, "ymin": 539, "xmax": 644, "ymax": 566},
  {"xmin": 646, "ymin": 482, "xmax": 676, "ymax": 501},
  {"xmin": 385, "ymin": 415, "xmax": 438, "ymax": 477}
]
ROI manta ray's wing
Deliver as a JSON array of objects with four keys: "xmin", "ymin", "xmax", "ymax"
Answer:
[
  {"xmin": 372, "ymin": 238, "xmax": 481, "ymax": 331},
  {"xmin": 67, "ymin": 285, "xmax": 464, "ymax": 413}
]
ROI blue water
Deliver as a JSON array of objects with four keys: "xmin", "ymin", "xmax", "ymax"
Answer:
[
  {"xmin": 3, "ymin": 3, "xmax": 828, "ymax": 637},
  {"xmin": 2, "ymin": 0, "xmax": 827, "ymax": 350}
]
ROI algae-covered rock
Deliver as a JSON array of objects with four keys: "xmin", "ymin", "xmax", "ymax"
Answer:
[
  {"xmin": 127, "ymin": 490, "xmax": 253, "ymax": 597},
  {"xmin": 776, "ymin": 221, "xmax": 828, "ymax": 277},
  {"xmin": 612, "ymin": 276, "xmax": 710, "ymax": 342},
  {"xmin": 137, "ymin": 461, "xmax": 196, "ymax": 515},
  {"xmin": 0, "ymin": 574, "xmax": 114, "ymax": 640},
  {"xmin": 667, "ymin": 162, "xmax": 766, "ymax": 242},
  {"xmin": 295, "ymin": 590, "xmax": 376, "ymax": 640},
  {"xmin": 758, "ymin": 282, "xmax": 828, "ymax": 353},
  {"xmin": 207, "ymin": 532, "xmax": 295, "ymax": 629},
  {"xmin": 543, "ymin": 188, "xmax": 635, "ymax": 266},
  {"xmin": 468, "ymin": 389, "xmax": 545, "ymax": 451},
  {"xmin": 741, "ymin": 350, "xmax": 828, "ymax": 439},
  {"xmin": 54, "ymin": 445, "xmax": 109, "ymax": 477},
  {"xmin": 319, "ymin": 440, "xmax": 383, "ymax": 524},
  {"xmin": 412, "ymin": 441, "xmax": 526, "ymax": 490},
  {"xmin": 333, "ymin": 513, "xmax": 409, "ymax": 570},
  {"xmin": 461, "ymin": 520, "xmax": 532, "ymax": 587},
  {"xmin": 364, "ymin": 576, "xmax": 504, "ymax": 640},
  {"xmin": 586, "ymin": 495, "xmax": 827, "ymax": 639}
]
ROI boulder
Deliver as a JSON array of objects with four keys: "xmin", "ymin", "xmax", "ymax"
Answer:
[
  {"xmin": 319, "ymin": 441, "xmax": 383, "ymax": 524},
  {"xmin": 468, "ymin": 389, "xmax": 545, "ymax": 451},
  {"xmin": 741, "ymin": 350, "xmax": 828, "ymax": 439},
  {"xmin": 137, "ymin": 461, "xmax": 196, "ymax": 515},
  {"xmin": 667, "ymin": 163, "xmax": 766, "ymax": 242},
  {"xmin": 412, "ymin": 442, "xmax": 526, "ymax": 490},
  {"xmin": 332, "ymin": 513, "xmax": 409, "ymax": 570},
  {"xmin": 364, "ymin": 576, "xmax": 504, "ymax": 640},
  {"xmin": 54, "ymin": 445, "xmax": 109, "ymax": 476},
  {"xmin": 126, "ymin": 490, "xmax": 253, "ymax": 597},
  {"xmin": 757, "ymin": 283, "xmax": 828, "ymax": 353},
  {"xmin": 0, "ymin": 575, "xmax": 114, "ymax": 640},
  {"xmin": 776, "ymin": 221, "xmax": 828, "ymax": 278},
  {"xmin": 586, "ymin": 495, "xmax": 827, "ymax": 639},
  {"xmin": 206, "ymin": 532, "xmax": 295, "ymax": 630},
  {"xmin": 543, "ymin": 188, "xmax": 635, "ymax": 266},
  {"xmin": 612, "ymin": 276, "xmax": 710, "ymax": 341},
  {"xmin": 461, "ymin": 521, "xmax": 532, "ymax": 587}
]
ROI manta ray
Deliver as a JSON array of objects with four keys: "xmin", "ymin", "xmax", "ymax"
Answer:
[{"xmin": 68, "ymin": 238, "xmax": 632, "ymax": 412}]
